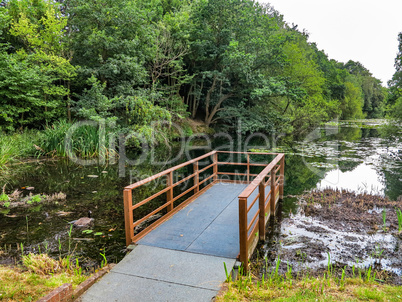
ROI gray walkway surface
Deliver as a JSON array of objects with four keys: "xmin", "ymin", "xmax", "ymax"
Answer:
[{"xmin": 80, "ymin": 182, "xmax": 259, "ymax": 302}]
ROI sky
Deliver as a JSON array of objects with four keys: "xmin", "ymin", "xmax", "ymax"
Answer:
[{"xmin": 259, "ymin": 0, "xmax": 402, "ymax": 86}]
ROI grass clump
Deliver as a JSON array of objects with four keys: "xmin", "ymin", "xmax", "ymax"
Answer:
[
  {"xmin": 0, "ymin": 131, "xmax": 40, "ymax": 170},
  {"xmin": 396, "ymin": 208, "xmax": 402, "ymax": 232},
  {"xmin": 217, "ymin": 268, "xmax": 402, "ymax": 302},
  {"xmin": 0, "ymin": 252, "xmax": 89, "ymax": 301},
  {"xmin": 0, "ymin": 263, "xmax": 87, "ymax": 301}
]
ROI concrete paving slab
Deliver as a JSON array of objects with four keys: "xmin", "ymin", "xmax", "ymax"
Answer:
[
  {"xmin": 79, "ymin": 272, "xmax": 218, "ymax": 302},
  {"xmin": 80, "ymin": 245, "xmax": 236, "ymax": 302},
  {"xmin": 112, "ymin": 245, "xmax": 235, "ymax": 290}
]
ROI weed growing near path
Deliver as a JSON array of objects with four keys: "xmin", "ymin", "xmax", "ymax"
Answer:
[{"xmin": 218, "ymin": 262, "xmax": 402, "ymax": 302}]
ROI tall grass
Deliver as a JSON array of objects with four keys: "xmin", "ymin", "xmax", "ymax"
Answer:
[
  {"xmin": 0, "ymin": 120, "xmax": 111, "ymax": 170},
  {"xmin": 39, "ymin": 120, "xmax": 112, "ymax": 159},
  {"xmin": 220, "ymin": 260, "xmax": 392, "ymax": 302},
  {"xmin": 396, "ymin": 208, "xmax": 402, "ymax": 232},
  {"xmin": 0, "ymin": 131, "xmax": 40, "ymax": 170}
]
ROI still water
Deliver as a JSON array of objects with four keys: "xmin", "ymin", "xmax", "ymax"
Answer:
[{"xmin": 0, "ymin": 124, "xmax": 400, "ymax": 267}]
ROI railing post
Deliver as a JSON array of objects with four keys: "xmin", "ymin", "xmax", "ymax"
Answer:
[
  {"xmin": 279, "ymin": 155, "xmax": 285, "ymax": 200},
  {"xmin": 167, "ymin": 171, "xmax": 174, "ymax": 212},
  {"xmin": 213, "ymin": 152, "xmax": 218, "ymax": 182},
  {"xmin": 258, "ymin": 180, "xmax": 266, "ymax": 240},
  {"xmin": 239, "ymin": 197, "xmax": 249, "ymax": 274},
  {"xmin": 270, "ymin": 170, "xmax": 276, "ymax": 215},
  {"xmin": 124, "ymin": 189, "xmax": 134, "ymax": 246},
  {"xmin": 193, "ymin": 161, "xmax": 199, "ymax": 194},
  {"xmin": 246, "ymin": 154, "xmax": 250, "ymax": 183}
]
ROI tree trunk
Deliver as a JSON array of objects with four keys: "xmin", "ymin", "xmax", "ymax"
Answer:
[{"xmin": 205, "ymin": 93, "xmax": 233, "ymax": 126}]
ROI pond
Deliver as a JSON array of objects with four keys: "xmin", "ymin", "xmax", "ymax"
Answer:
[{"xmin": 0, "ymin": 122, "xmax": 401, "ymax": 270}]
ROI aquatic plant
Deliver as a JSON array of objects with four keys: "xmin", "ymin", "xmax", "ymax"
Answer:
[
  {"xmin": 327, "ymin": 252, "xmax": 333, "ymax": 276},
  {"xmin": 396, "ymin": 208, "xmax": 402, "ymax": 232},
  {"xmin": 0, "ymin": 131, "xmax": 40, "ymax": 170},
  {"xmin": 0, "ymin": 184, "xmax": 9, "ymax": 203},
  {"xmin": 28, "ymin": 194, "xmax": 42, "ymax": 204},
  {"xmin": 39, "ymin": 120, "xmax": 114, "ymax": 159},
  {"xmin": 382, "ymin": 208, "xmax": 387, "ymax": 232},
  {"xmin": 0, "ymin": 193, "xmax": 9, "ymax": 202}
]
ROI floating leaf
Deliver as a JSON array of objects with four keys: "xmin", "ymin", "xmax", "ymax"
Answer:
[
  {"xmin": 94, "ymin": 232, "xmax": 103, "ymax": 236},
  {"xmin": 82, "ymin": 230, "xmax": 93, "ymax": 234}
]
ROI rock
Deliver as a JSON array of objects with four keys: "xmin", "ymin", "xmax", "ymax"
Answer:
[
  {"xmin": 73, "ymin": 217, "xmax": 94, "ymax": 228},
  {"xmin": 26, "ymin": 187, "xmax": 35, "ymax": 190}
]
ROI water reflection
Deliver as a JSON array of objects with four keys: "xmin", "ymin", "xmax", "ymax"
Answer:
[{"xmin": 317, "ymin": 163, "xmax": 385, "ymax": 195}]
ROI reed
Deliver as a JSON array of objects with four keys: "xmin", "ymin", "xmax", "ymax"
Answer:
[{"xmin": 396, "ymin": 208, "xmax": 402, "ymax": 232}]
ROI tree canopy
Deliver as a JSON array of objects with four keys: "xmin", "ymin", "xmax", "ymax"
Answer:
[{"xmin": 0, "ymin": 0, "xmax": 387, "ymax": 136}]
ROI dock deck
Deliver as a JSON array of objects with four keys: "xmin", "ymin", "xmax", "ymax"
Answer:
[
  {"xmin": 80, "ymin": 151, "xmax": 285, "ymax": 301},
  {"xmin": 80, "ymin": 183, "xmax": 254, "ymax": 301},
  {"xmin": 138, "ymin": 182, "xmax": 259, "ymax": 258}
]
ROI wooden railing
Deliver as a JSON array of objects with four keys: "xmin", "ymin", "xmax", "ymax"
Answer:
[
  {"xmin": 238, "ymin": 153, "xmax": 285, "ymax": 272},
  {"xmin": 123, "ymin": 150, "xmax": 218, "ymax": 246},
  {"xmin": 123, "ymin": 151, "xmax": 285, "ymax": 270}
]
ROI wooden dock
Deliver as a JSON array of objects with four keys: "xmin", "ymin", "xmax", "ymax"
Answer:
[{"xmin": 79, "ymin": 151, "xmax": 284, "ymax": 301}]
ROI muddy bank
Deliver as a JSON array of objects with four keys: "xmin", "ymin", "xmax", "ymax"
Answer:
[{"xmin": 256, "ymin": 189, "xmax": 402, "ymax": 285}]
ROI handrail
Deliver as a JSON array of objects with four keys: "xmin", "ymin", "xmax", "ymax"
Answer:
[
  {"xmin": 124, "ymin": 150, "xmax": 217, "ymax": 190},
  {"xmin": 123, "ymin": 150, "xmax": 285, "ymax": 274},
  {"xmin": 238, "ymin": 154, "xmax": 284, "ymax": 199},
  {"xmin": 238, "ymin": 153, "xmax": 285, "ymax": 273}
]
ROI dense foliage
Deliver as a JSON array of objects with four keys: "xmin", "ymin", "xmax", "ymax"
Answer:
[
  {"xmin": 0, "ymin": 0, "xmax": 387, "ymax": 138},
  {"xmin": 388, "ymin": 32, "xmax": 402, "ymax": 122}
]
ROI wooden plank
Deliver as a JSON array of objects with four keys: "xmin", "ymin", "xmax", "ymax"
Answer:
[
  {"xmin": 247, "ymin": 192, "xmax": 260, "ymax": 213},
  {"xmin": 247, "ymin": 209, "xmax": 260, "ymax": 231},
  {"xmin": 270, "ymin": 168, "xmax": 276, "ymax": 215},
  {"xmin": 213, "ymin": 153, "xmax": 218, "ymax": 181},
  {"xmin": 248, "ymin": 235, "xmax": 259, "ymax": 259},
  {"xmin": 238, "ymin": 154, "xmax": 284, "ymax": 199},
  {"xmin": 239, "ymin": 197, "xmax": 248, "ymax": 273},
  {"xmin": 247, "ymin": 154, "xmax": 250, "ymax": 183},
  {"xmin": 171, "ymin": 184, "xmax": 197, "ymax": 203},
  {"xmin": 194, "ymin": 162, "xmax": 199, "ymax": 194},
  {"xmin": 124, "ymin": 189, "xmax": 134, "ymax": 246},
  {"xmin": 125, "ymin": 151, "xmax": 216, "ymax": 190},
  {"xmin": 132, "ymin": 186, "xmax": 171, "ymax": 210},
  {"xmin": 258, "ymin": 181, "xmax": 265, "ymax": 240},
  {"xmin": 173, "ymin": 172, "xmax": 196, "ymax": 188},
  {"xmin": 199, "ymin": 174, "xmax": 215, "ymax": 186},
  {"xmin": 199, "ymin": 162, "xmax": 215, "ymax": 174},
  {"xmin": 217, "ymin": 151, "xmax": 279, "ymax": 155},
  {"xmin": 167, "ymin": 172, "xmax": 174, "ymax": 212},
  {"xmin": 133, "ymin": 201, "xmax": 170, "ymax": 228}
]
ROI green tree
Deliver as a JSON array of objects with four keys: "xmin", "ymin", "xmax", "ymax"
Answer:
[
  {"xmin": 0, "ymin": 0, "xmax": 76, "ymax": 130},
  {"xmin": 339, "ymin": 81, "xmax": 364, "ymax": 119}
]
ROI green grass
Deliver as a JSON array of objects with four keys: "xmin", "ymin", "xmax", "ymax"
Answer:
[
  {"xmin": 0, "ymin": 131, "xmax": 40, "ymax": 170},
  {"xmin": 217, "ymin": 265, "xmax": 402, "ymax": 302},
  {"xmin": 396, "ymin": 208, "xmax": 402, "ymax": 232},
  {"xmin": 39, "ymin": 120, "xmax": 111, "ymax": 158},
  {"xmin": 0, "ymin": 120, "xmax": 111, "ymax": 171},
  {"xmin": 0, "ymin": 264, "xmax": 87, "ymax": 301}
]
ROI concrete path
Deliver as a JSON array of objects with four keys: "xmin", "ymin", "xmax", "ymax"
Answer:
[
  {"xmin": 79, "ymin": 245, "xmax": 235, "ymax": 302},
  {"xmin": 79, "ymin": 183, "xmax": 260, "ymax": 302}
]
